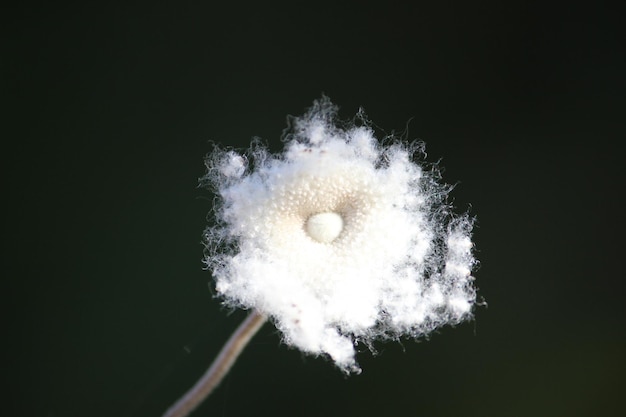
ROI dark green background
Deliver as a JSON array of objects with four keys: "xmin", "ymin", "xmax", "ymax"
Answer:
[{"xmin": 4, "ymin": 2, "xmax": 624, "ymax": 416}]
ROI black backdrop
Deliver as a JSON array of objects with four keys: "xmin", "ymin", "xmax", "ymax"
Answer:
[{"xmin": 4, "ymin": 2, "xmax": 624, "ymax": 416}]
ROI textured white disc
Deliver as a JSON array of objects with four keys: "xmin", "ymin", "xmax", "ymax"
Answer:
[{"xmin": 305, "ymin": 212, "xmax": 344, "ymax": 243}]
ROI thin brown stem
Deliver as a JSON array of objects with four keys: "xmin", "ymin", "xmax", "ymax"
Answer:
[{"xmin": 161, "ymin": 311, "xmax": 266, "ymax": 417}]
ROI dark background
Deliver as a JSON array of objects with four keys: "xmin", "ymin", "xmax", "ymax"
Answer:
[{"xmin": 4, "ymin": 2, "xmax": 624, "ymax": 416}]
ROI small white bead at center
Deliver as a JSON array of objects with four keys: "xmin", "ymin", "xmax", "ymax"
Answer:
[{"xmin": 305, "ymin": 212, "xmax": 344, "ymax": 243}]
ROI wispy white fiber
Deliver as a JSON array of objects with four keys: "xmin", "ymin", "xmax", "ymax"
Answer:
[{"xmin": 203, "ymin": 98, "xmax": 477, "ymax": 373}]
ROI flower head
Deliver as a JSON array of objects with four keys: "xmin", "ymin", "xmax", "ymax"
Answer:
[{"xmin": 203, "ymin": 98, "xmax": 477, "ymax": 373}]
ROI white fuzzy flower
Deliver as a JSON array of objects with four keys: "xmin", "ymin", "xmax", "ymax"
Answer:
[{"xmin": 203, "ymin": 98, "xmax": 477, "ymax": 373}]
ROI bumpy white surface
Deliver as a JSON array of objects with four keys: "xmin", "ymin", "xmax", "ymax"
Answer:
[{"xmin": 203, "ymin": 99, "xmax": 477, "ymax": 373}]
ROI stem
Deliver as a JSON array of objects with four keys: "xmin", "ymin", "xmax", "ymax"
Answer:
[{"xmin": 161, "ymin": 311, "xmax": 266, "ymax": 417}]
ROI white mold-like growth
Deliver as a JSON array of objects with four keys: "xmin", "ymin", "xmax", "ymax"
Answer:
[{"xmin": 203, "ymin": 98, "xmax": 477, "ymax": 373}]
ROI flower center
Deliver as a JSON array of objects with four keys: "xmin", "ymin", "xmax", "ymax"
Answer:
[{"xmin": 305, "ymin": 212, "xmax": 344, "ymax": 243}]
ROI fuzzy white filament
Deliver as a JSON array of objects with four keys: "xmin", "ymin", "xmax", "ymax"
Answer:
[{"xmin": 203, "ymin": 98, "xmax": 477, "ymax": 373}]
